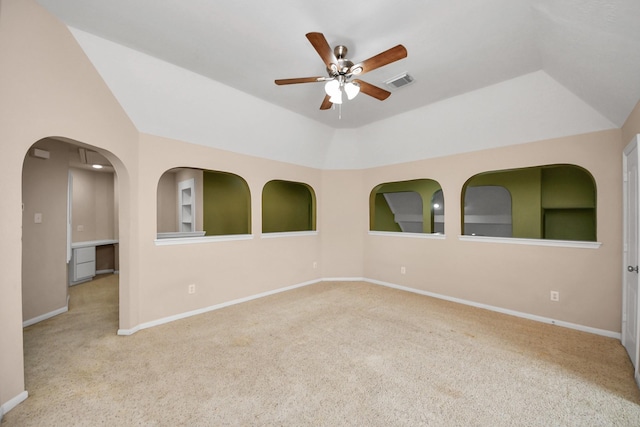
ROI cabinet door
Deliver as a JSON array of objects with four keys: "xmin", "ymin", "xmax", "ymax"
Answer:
[
  {"xmin": 72, "ymin": 246, "xmax": 96, "ymax": 282},
  {"xmin": 75, "ymin": 246, "xmax": 95, "ymax": 263},
  {"xmin": 75, "ymin": 261, "xmax": 96, "ymax": 280}
]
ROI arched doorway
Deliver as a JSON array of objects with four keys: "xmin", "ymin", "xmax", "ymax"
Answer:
[{"xmin": 21, "ymin": 137, "xmax": 125, "ymax": 380}]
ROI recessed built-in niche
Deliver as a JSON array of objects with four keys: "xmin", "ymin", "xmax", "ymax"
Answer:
[
  {"xmin": 157, "ymin": 168, "xmax": 251, "ymax": 238},
  {"xmin": 462, "ymin": 164, "xmax": 596, "ymax": 241},
  {"xmin": 262, "ymin": 180, "xmax": 316, "ymax": 233},
  {"xmin": 370, "ymin": 179, "xmax": 444, "ymax": 234}
]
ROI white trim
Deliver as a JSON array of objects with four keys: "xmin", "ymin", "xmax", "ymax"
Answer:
[
  {"xmin": 118, "ymin": 278, "xmax": 322, "ymax": 336},
  {"xmin": 117, "ymin": 276, "xmax": 619, "ymax": 339},
  {"xmin": 368, "ymin": 231, "xmax": 446, "ymax": 240},
  {"xmin": 96, "ymin": 269, "xmax": 114, "ymax": 275},
  {"xmin": 260, "ymin": 231, "xmax": 318, "ymax": 239},
  {"xmin": 156, "ymin": 231, "xmax": 205, "ymax": 239},
  {"xmin": 365, "ymin": 278, "xmax": 620, "ymax": 339},
  {"xmin": 117, "ymin": 325, "xmax": 140, "ymax": 336},
  {"xmin": 154, "ymin": 234, "xmax": 254, "ymax": 246},
  {"xmin": 178, "ymin": 178, "xmax": 196, "ymax": 232},
  {"xmin": 23, "ymin": 301, "xmax": 69, "ymax": 328},
  {"xmin": 1, "ymin": 391, "xmax": 28, "ymax": 415},
  {"xmin": 458, "ymin": 235, "xmax": 602, "ymax": 249},
  {"xmin": 622, "ymin": 134, "xmax": 640, "ymax": 383},
  {"xmin": 624, "ymin": 134, "xmax": 639, "ymax": 155}
]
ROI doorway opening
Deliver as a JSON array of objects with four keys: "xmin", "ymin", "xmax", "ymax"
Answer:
[{"xmin": 21, "ymin": 138, "xmax": 123, "ymax": 384}]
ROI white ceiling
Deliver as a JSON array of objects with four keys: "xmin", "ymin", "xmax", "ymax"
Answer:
[{"xmin": 35, "ymin": 0, "xmax": 640, "ymax": 130}]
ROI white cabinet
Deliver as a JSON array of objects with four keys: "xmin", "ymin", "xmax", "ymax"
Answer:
[
  {"xmin": 69, "ymin": 246, "xmax": 96, "ymax": 285},
  {"xmin": 69, "ymin": 240, "xmax": 118, "ymax": 286}
]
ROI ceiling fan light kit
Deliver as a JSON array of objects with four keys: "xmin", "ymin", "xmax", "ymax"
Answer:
[
  {"xmin": 324, "ymin": 77, "xmax": 361, "ymax": 105},
  {"xmin": 275, "ymin": 32, "xmax": 407, "ymax": 114}
]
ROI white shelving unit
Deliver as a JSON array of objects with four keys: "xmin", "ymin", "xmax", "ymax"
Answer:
[{"xmin": 178, "ymin": 178, "xmax": 195, "ymax": 232}]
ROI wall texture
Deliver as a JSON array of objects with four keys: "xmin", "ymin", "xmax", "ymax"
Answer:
[
  {"xmin": 71, "ymin": 167, "xmax": 115, "ymax": 242},
  {"xmin": 22, "ymin": 139, "xmax": 70, "ymax": 322},
  {"xmin": 156, "ymin": 171, "xmax": 178, "ymax": 232},
  {"xmin": 362, "ymin": 130, "xmax": 623, "ymax": 332},
  {"xmin": 0, "ymin": 0, "xmax": 139, "ymax": 411},
  {"xmin": 2, "ymin": 0, "xmax": 639, "ymax": 416}
]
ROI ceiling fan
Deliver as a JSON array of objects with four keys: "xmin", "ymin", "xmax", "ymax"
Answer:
[{"xmin": 275, "ymin": 32, "xmax": 408, "ymax": 110}]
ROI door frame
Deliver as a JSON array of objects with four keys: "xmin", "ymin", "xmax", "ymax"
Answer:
[{"xmin": 623, "ymin": 134, "xmax": 640, "ymax": 387}]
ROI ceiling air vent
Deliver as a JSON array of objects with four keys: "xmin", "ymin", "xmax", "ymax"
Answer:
[{"xmin": 385, "ymin": 73, "xmax": 414, "ymax": 90}]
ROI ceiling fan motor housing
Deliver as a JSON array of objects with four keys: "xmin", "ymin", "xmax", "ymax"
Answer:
[
  {"xmin": 275, "ymin": 33, "xmax": 405, "ymax": 110},
  {"xmin": 330, "ymin": 45, "xmax": 355, "ymax": 75}
]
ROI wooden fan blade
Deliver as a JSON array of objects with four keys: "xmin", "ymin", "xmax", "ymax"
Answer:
[
  {"xmin": 275, "ymin": 77, "xmax": 325, "ymax": 85},
  {"xmin": 320, "ymin": 95, "xmax": 332, "ymax": 110},
  {"xmin": 350, "ymin": 45, "xmax": 407, "ymax": 75},
  {"xmin": 306, "ymin": 32, "xmax": 338, "ymax": 69},
  {"xmin": 353, "ymin": 79, "xmax": 391, "ymax": 100}
]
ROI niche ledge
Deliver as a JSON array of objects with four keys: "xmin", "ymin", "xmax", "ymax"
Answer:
[
  {"xmin": 155, "ymin": 234, "xmax": 253, "ymax": 246},
  {"xmin": 368, "ymin": 231, "xmax": 446, "ymax": 239},
  {"xmin": 458, "ymin": 235, "xmax": 601, "ymax": 249},
  {"xmin": 260, "ymin": 231, "xmax": 319, "ymax": 239}
]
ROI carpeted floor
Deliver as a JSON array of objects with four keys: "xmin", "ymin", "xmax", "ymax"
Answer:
[{"xmin": 4, "ymin": 274, "xmax": 640, "ymax": 426}]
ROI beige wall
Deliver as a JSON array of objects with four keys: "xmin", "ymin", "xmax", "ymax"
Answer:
[
  {"xmin": 0, "ymin": 0, "xmax": 139, "ymax": 409},
  {"xmin": 1, "ymin": 0, "xmax": 637, "ymax": 416},
  {"xmin": 136, "ymin": 134, "xmax": 324, "ymax": 324},
  {"xmin": 157, "ymin": 172, "xmax": 178, "ymax": 232},
  {"xmin": 361, "ymin": 130, "xmax": 623, "ymax": 332},
  {"xmin": 71, "ymin": 167, "xmax": 115, "ymax": 242},
  {"xmin": 21, "ymin": 139, "xmax": 70, "ymax": 322},
  {"xmin": 319, "ymin": 170, "xmax": 366, "ymax": 278}
]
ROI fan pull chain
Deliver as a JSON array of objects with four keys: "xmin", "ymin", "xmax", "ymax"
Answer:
[{"xmin": 339, "ymin": 103, "xmax": 342, "ymax": 120}]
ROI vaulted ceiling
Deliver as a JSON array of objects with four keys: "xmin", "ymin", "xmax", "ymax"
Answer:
[{"xmin": 35, "ymin": 0, "xmax": 640, "ymax": 132}]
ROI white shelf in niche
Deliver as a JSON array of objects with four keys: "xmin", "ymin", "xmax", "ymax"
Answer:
[
  {"xmin": 458, "ymin": 235, "xmax": 601, "ymax": 249},
  {"xmin": 368, "ymin": 231, "xmax": 446, "ymax": 239},
  {"xmin": 178, "ymin": 178, "xmax": 195, "ymax": 233},
  {"xmin": 260, "ymin": 231, "xmax": 319, "ymax": 239},
  {"xmin": 155, "ymin": 234, "xmax": 253, "ymax": 246}
]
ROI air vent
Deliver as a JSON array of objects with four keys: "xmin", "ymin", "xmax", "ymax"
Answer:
[{"xmin": 385, "ymin": 73, "xmax": 414, "ymax": 90}]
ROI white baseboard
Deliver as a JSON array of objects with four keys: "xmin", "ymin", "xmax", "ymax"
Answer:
[
  {"xmin": 117, "ymin": 276, "xmax": 620, "ymax": 340},
  {"xmin": 1, "ymin": 391, "xmax": 28, "ymax": 416},
  {"xmin": 118, "ymin": 278, "xmax": 323, "ymax": 336},
  {"xmin": 23, "ymin": 297, "xmax": 69, "ymax": 328},
  {"xmin": 363, "ymin": 278, "xmax": 621, "ymax": 339}
]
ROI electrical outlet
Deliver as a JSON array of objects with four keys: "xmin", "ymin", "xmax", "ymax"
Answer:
[
  {"xmin": 550, "ymin": 291, "xmax": 559, "ymax": 302},
  {"xmin": 400, "ymin": 266, "xmax": 406, "ymax": 275},
  {"xmin": 188, "ymin": 284, "xmax": 196, "ymax": 294},
  {"xmin": 313, "ymin": 261, "xmax": 318, "ymax": 269}
]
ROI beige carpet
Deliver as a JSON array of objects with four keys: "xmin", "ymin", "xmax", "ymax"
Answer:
[{"xmin": 4, "ymin": 274, "xmax": 640, "ymax": 426}]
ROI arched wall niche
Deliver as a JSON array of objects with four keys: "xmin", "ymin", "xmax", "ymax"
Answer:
[
  {"xmin": 262, "ymin": 180, "xmax": 317, "ymax": 233},
  {"xmin": 157, "ymin": 167, "xmax": 251, "ymax": 237},
  {"xmin": 462, "ymin": 164, "xmax": 597, "ymax": 241},
  {"xmin": 370, "ymin": 179, "xmax": 444, "ymax": 234}
]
